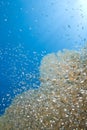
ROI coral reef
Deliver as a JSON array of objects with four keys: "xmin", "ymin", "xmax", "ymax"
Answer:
[{"xmin": 0, "ymin": 46, "xmax": 87, "ymax": 130}]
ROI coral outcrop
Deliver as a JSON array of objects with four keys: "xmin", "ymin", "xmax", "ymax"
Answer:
[{"xmin": 0, "ymin": 46, "xmax": 87, "ymax": 130}]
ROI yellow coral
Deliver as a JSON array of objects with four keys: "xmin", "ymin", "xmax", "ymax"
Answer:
[{"xmin": 0, "ymin": 45, "xmax": 87, "ymax": 130}]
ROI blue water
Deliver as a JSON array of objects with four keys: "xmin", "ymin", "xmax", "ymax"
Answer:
[{"xmin": 0, "ymin": 0, "xmax": 87, "ymax": 115}]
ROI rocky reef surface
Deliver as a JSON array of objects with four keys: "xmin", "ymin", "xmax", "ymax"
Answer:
[{"xmin": 0, "ymin": 45, "xmax": 87, "ymax": 130}]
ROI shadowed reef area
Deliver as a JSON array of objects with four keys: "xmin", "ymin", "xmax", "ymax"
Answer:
[{"xmin": 0, "ymin": 44, "xmax": 87, "ymax": 130}]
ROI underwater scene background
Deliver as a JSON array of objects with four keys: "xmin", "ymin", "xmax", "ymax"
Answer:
[{"xmin": 0, "ymin": 0, "xmax": 87, "ymax": 129}]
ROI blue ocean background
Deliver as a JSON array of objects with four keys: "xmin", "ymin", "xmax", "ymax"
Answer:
[{"xmin": 0, "ymin": 0, "xmax": 87, "ymax": 115}]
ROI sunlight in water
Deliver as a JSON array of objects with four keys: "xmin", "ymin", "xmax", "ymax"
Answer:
[{"xmin": 79, "ymin": 0, "xmax": 87, "ymax": 11}]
